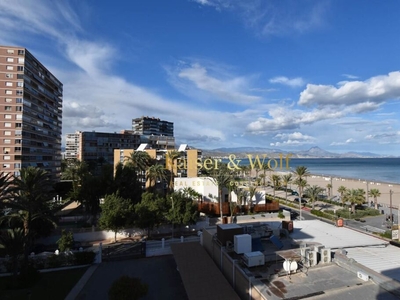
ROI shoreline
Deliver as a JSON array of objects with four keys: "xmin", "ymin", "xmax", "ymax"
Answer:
[{"xmin": 250, "ymin": 169, "xmax": 400, "ymax": 208}]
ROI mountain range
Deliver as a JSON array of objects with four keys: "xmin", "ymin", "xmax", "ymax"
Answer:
[{"xmin": 201, "ymin": 146, "xmax": 389, "ymax": 158}]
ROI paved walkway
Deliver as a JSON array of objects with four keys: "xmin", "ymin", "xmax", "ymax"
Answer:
[{"xmin": 72, "ymin": 256, "xmax": 188, "ymax": 300}]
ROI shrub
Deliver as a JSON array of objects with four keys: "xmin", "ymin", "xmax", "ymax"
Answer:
[
  {"xmin": 74, "ymin": 251, "xmax": 96, "ymax": 265},
  {"xmin": 109, "ymin": 275, "xmax": 148, "ymax": 300},
  {"xmin": 57, "ymin": 230, "xmax": 75, "ymax": 252},
  {"xmin": 46, "ymin": 254, "xmax": 65, "ymax": 269},
  {"xmin": 277, "ymin": 211, "xmax": 285, "ymax": 219}
]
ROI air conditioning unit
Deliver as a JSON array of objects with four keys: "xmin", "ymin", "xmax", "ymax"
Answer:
[
  {"xmin": 302, "ymin": 249, "xmax": 317, "ymax": 267},
  {"xmin": 243, "ymin": 251, "xmax": 265, "ymax": 267},
  {"xmin": 357, "ymin": 271, "xmax": 369, "ymax": 282},
  {"xmin": 319, "ymin": 248, "xmax": 331, "ymax": 264},
  {"xmin": 234, "ymin": 234, "xmax": 252, "ymax": 254}
]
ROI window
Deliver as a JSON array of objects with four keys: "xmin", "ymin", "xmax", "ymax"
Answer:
[
  {"xmin": 3, "ymin": 147, "xmax": 10, "ymax": 153},
  {"xmin": 6, "ymin": 66, "xmax": 13, "ymax": 70},
  {"xmin": 15, "ymin": 130, "xmax": 22, "ymax": 136},
  {"xmin": 5, "ymin": 98, "xmax": 12, "ymax": 103},
  {"xmin": 16, "ymin": 90, "xmax": 23, "ymax": 95},
  {"xmin": 16, "ymin": 106, "xmax": 22, "ymax": 112},
  {"xmin": 16, "ymin": 98, "xmax": 22, "ymax": 103},
  {"xmin": 6, "ymin": 58, "xmax": 14, "ymax": 62},
  {"xmin": 17, "ymin": 74, "xmax": 23, "ymax": 79},
  {"xmin": 5, "ymin": 82, "xmax": 12, "ymax": 87},
  {"xmin": 3, "ymin": 164, "xmax": 10, "ymax": 168},
  {"xmin": 18, "ymin": 50, "xmax": 24, "ymax": 55},
  {"xmin": 14, "ymin": 163, "xmax": 21, "ymax": 168},
  {"xmin": 14, "ymin": 171, "xmax": 20, "ymax": 177},
  {"xmin": 16, "ymin": 114, "xmax": 22, "ymax": 120},
  {"xmin": 5, "ymin": 90, "xmax": 12, "ymax": 95},
  {"xmin": 7, "ymin": 49, "xmax": 14, "ymax": 54},
  {"xmin": 16, "ymin": 123, "xmax": 22, "ymax": 128},
  {"xmin": 17, "ymin": 66, "xmax": 24, "ymax": 71},
  {"xmin": 17, "ymin": 82, "xmax": 23, "ymax": 87},
  {"xmin": 5, "ymin": 106, "xmax": 12, "ymax": 111},
  {"xmin": 4, "ymin": 114, "xmax": 11, "ymax": 119},
  {"xmin": 4, "ymin": 123, "xmax": 11, "ymax": 128},
  {"xmin": 4, "ymin": 131, "xmax": 11, "ymax": 136},
  {"xmin": 5, "ymin": 74, "xmax": 13, "ymax": 78},
  {"xmin": 3, "ymin": 139, "xmax": 11, "ymax": 144},
  {"xmin": 18, "ymin": 58, "xmax": 25, "ymax": 64},
  {"xmin": 3, "ymin": 156, "xmax": 10, "ymax": 160},
  {"xmin": 15, "ymin": 139, "xmax": 21, "ymax": 144}
]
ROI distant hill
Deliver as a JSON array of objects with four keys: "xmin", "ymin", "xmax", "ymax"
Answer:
[{"xmin": 201, "ymin": 146, "xmax": 385, "ymax": 158}]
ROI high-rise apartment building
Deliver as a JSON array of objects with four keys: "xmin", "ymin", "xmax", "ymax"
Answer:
[
  {"xmin": 132, "ymin": 116, "xmax": 175, "ymax": 149},
  {"xmin": 0, "ymin": 46, "xmax": 63, "ymax": 180}
]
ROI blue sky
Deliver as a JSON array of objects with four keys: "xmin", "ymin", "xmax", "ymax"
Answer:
[{"xmin": 1, "ymin": 0, "xmax": 400, "ymax": 155}]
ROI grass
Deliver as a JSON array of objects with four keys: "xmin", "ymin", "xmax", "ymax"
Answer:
[{"xmin": 0, "ymin": 266, "xmax": 89, "ymax": 300}]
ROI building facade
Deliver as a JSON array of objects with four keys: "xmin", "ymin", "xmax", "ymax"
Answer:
[
  {"xmin": 65, "ymin": 131, "xmax": 141, "ymax": 166},
  {"xmin": 0, "ymin": 46, "xmax": 63, "ymax": 180}
]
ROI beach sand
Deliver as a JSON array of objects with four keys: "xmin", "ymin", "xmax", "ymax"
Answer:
[{"xmin": 250, "ymin": 170, "xmax": 400, "ymax": 209}]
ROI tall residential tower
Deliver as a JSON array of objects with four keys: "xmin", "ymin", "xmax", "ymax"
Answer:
[{"xmin": 0, "ymin": 46, "xmax": 63, "ymax": 180}]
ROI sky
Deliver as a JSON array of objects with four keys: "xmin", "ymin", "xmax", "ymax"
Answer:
[{"xmin": 1, "ymin": 0, "xmax": 400, "ymax": 155}]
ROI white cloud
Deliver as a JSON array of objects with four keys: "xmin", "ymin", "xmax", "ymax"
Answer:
[
  {"xmin": 269, "ymin": 76, "xmax": 305, "ymax": 87},
  {"xmin": 169, "ymin": 62, "xmax": 261, "ymax": 104},
  {"xmin": 299, "ymin": 71, "xmax": 400, "ymax": 107},
  {"xmin": 342, "ymin": 74, "xmax": 359, "ymax": 79},
  {"xmin": 192, "ymin": 0, "xmax": 330, "ymax": 37},
  {"xmin": 270, "ymin": 131, "xmax": 315, "ymax": 147}
]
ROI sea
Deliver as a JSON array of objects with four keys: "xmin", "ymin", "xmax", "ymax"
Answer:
[{"xmin": 221, "ymin": 157, "xmax": 400, "ymax": 184}]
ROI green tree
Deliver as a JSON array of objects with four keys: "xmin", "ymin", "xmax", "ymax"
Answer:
[
  {"xmin": 134, "ymin": 192, "xmax": 167, "ymax": 237},
  {"xmin": 343, "ymin": 188, "xmax": 366, "ymax": 213},
  {"xmin": 248, "ymin": 186, "xmax": 257, "ymax": 211},
  {"xmin": 282, "ymin": 173, "xmax": 293, "ymax": 203},
  {"xmin": 109, "ymin": 275, "xmax": 148, "ymax": 300},
  {"xmin": 78, "ymin": 174, "xmax": 102, "ymax": 226},
  {"xmin": 305, "ymin": 185, "xmax": 324, "ymax": 210},
  {"xmin": 113, "ymin": 162, "xmax": 143, "ymax": 205},
  {"xmin": 0, "ymin": 171, "xmax": 12, "ymax": 205},
  {"xmin": 56, "ymin": 230, "xmax": 74, "ymax": 252},
  {"xmin": 368, "ymin": 188, "xmax": 381, "ymax": 210},
  {"xmin": 98, "ymin": 194, "xmax": 135, "ymax": 242},
  {"xmin": 167, "ymin": 191, "xmax": 199, "ymax": 235}
]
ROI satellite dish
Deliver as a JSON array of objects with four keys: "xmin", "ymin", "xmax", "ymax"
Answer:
[{"xmin": 283, "ymin": 260, "xmax": 298, "ymax": 272}]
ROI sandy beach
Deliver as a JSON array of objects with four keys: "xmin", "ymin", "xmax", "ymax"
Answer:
[{"xmin": 251, "ymin": 170, "xmax": 400, "ymax": 209}]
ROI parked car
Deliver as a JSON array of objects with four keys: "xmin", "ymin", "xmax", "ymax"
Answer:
[
  {"xmin": 294, "ymin": 198, "xmax": 307, "ymax": 204},
  {"xmin": 291, "ymin": 191, "xmax": 299, "ymax": 196}
]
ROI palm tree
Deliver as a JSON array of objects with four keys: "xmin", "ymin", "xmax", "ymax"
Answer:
[
  {"xmin": 305, "ymin": 185, "xmax": 324, "ymax": 210},
  {"xmin": 4, "ymin": 167, "xmax": 56, "ymax": 269},
  {"xmin": 125, "ymin": 151, "xmax": 152, "ymax": 173},
  {"xmin": 211, "ymin": 167, "xmax": 232, "ymax": 219},
  {"xmin": 0, "ymin": 172, "xmax": 12, "ymax": 204},
  {"xmin": 259, "ymin": 174, "xmax": 265, "ymax": 187},
  {"xmin": 166, "ymin": 150, "xmax": 181, "ymax": 190},
  {"xmin": 293, "ymin": 166, "xmax": 310, "ymax": 218},
  {"xmin": 368, "ymin": 189, "xmax": 381, "ymax": 210},
  {"xmin": 337, "ymin": 185, "xmax": 347, "ymax": 205},
  {"xmin": 146, "ymin": 164, "xmax": 167, "ymax": 191},
  {"xmin": 326, "ymin": 183, "xmax": 332, "ymax": 198},
  {"xmin": 282, "ymin": 173, "xmax": 293, "ymax": 203},
  {"xmin": 270, "ymin": 174, "xmax": 281, "ymax": 198},
  {"xmin": 262, "ymin": 163, "xmax": 271, "ymax": 186},
  {"xmin": 343, "ymin": 188, "xmax": 366, "ymax": 213},
  {"xmin": 248, "ymin": 186, "xmax": 257, "ymax": 212},
  {"xmin": 61, "ymin": 159, "xmax": 89, "ymax": 199}
]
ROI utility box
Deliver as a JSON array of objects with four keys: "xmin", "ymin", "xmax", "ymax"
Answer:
[
  {"xmin": 243, "ymin": 251, "xmax": 265, "ymax": 267},
  {"xmin": 217, "ymin": 224, "xmax": 244, "ymax": 246},
  {"xmin": 234, "ymin": 234, "xmax": 252, "ymax": 254}
]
